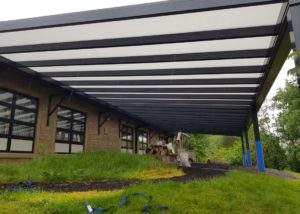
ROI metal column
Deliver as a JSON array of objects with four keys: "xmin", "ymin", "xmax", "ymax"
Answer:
[
  {"xmin": 252, "ymin": 109, "xmax": 265, "ymax": 172},
  {"xmin": 288, "ymin": 0, "xmax": 300, "ymax": 91},
  {"xmin": 244, "ymin": 127, "xmax": 252, "ymax": 167},
  {"xmin": 240, "ymin": 134, "xmax": 247, "ymax": 167}
]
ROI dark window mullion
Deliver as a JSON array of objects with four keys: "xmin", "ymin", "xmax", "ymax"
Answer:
[
  {"xmin": 0, "ymin": 101, "xmax": 12, "ymax": 107},
  {"xmin": 57, "ymin": 115, "xmax": 72, "ymax": 121},
  {"xmin": 14, "ymin": 105, "xmax": 36, "ymax": 113},
  {"xmin": 69, "ymin": 111, "xmax": 74, "ymax": 154},
  {"xmin": 11, "ymin": 120, "xmax": 35, "ymax": 127},
  {"xmin": 7, "ymin": 94, "xmax": 16, "ymax": 152}
]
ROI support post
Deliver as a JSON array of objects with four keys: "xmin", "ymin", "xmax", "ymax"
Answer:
[
  {"xmin": 240, "ymin": 134, "xmax": 247, "ymax": 167},
  {"xmin": 244, "ymin": 127, "xmax": 252, "ymax": 167},
  {"xmin": 288, "ymin": 0, "xmax": 300, "ymax": 91},
  {"xmin": 252, "ymin": 109, "xmax": 265, "ymax": 172}
]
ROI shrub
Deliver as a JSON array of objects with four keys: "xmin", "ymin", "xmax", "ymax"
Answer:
[
  {"xmin": 287, "ymin": 144, "xmax": 300, "ymax": 172},
  {"xmin": 262, "ymin": 133, "xmax": 287, "ymax": 170}
]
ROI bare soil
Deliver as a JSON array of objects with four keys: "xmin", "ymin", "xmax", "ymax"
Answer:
[{"xmin": 0, "ymin": 166, "xmax": 228, "ymax": 193}]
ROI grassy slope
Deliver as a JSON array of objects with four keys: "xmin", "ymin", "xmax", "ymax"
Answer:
[
  {"xmin": 1, "ymin": 171, "xmax": 300, "ymax": 214},
  {"xmin": 0, "ymin": 151, "xmax": 182, "ymax": 183}
]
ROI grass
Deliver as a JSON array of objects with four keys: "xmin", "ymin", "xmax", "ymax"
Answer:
[
  {"xmin": 0, "ymin": 150, "xmax": 182, "ymax": 183},
  {"xmin": 1, "ymin": 170, "xmax": 300, "ymax": 214},
  {"xmin": 285, "ymin": 170, "xmax": 300, "ymax": 178}
]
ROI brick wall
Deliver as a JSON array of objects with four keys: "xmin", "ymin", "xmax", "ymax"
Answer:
[{"xmin": 0, "ymin": 68, "xmax": 166, "ymax": 161}]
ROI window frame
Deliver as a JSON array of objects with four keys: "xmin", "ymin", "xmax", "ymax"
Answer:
[
  {"xmin": 120, "ymin": 124, "xmax": 134, "ymax": 153},
  {"xmin": 137, "ymin": 129, "xmax": 148, "ymax": 152},
  {"xmin": 0, "ymin": 87, "xmax": 38, "ymax": 153},
  {"xmin": 55, "ymin": 106, "xmax": 86, "ymax": 154}
]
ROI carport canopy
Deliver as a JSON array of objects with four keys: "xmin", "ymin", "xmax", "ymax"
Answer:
[{"xmin": 0, "ymin": 0, "xmax": 292, "ymax": 136}]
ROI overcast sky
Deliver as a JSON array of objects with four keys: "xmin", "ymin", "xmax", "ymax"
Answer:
[{"xmin": 0, "ymin": 0, "xmax": 293, "ymax": 101}]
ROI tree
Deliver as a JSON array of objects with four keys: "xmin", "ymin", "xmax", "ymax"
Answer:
[
  {"xmin": 287, "ymin": 144, "xmax": 300, "ymax": 172},
  {"xmin": 272, "ymin": 80, "xmax": 300, "ymax": 144},
  {"xmin": 258, "ymin": 99, "xmax": 276, "ymax": 134},
  {"xmin": 261, "ymin": 132, "xmax": 287, "ymax": 170},
  {"xmin": 185, "ymin": 135, "xmax": 209, "ymax": 163},
  {"xmin": 271, "ymin": 50, "xmax": 300, "ymax": 172}
]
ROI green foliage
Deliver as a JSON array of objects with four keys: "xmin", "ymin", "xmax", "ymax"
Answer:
[
  {"xmin": 0, "ymin": 150, "xmax": 178, "ymax": 183},
  {"xmin": 206, "ymin": 130, "xmax": 260, "ymax": 166},
  {"xmin": 287, "ymin": 144, "xmax": 300, "ymax": 173},
  {"xmin": 1, "ymin": 171, "xmax": 300, "ymax": 214},
  {"xmin": 261, "ymin": 132, "xmax": 287, "ymax": 170},
  {"xmin": 273, "ymin": 80, "xmax": 300, "ymax": 144},
  {"xmin": 185, "ymin": 135, "xmax": 209, "ymax": 163},
  {"xmin": 288, "ymin": 50, "xmax": 300, "ymax": 75}
]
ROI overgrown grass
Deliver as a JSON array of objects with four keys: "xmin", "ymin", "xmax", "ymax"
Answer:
[
  {"xmin": 0, "ymin": 150, "xmax": 182, "ymax": 183},
  {"xmin": 1, "ymin": 171, "xmax": 300, "ymax": 214}
]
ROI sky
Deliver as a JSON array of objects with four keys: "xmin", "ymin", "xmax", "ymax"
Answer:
[{"xmin": 0, "ymin": 0, "xmax": 293, "ymax": 101}]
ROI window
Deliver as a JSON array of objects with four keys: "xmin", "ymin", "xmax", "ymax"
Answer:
[
  {"xmin": 0, "ymin": 88, "xmax": 37, "ymax": 153},
  {"xmin": 159, "ymin": 135, "xmax": 166, "ymax": 144},
  {"xmin": 55, "ymin": 106, "xmax": 86, "ymax": 154},
  {"xmin": 137, "ymin": 130, "xmax": 148, "ymax": 155},
  {"xmin": 120, "ymin": 124, "xmax": 133, "ymax": 154}
]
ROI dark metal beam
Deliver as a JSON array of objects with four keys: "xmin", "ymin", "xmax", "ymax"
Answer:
[
  {"xmin": 288, "ymin": 0, "xmax": 300, "ymax": 90},
  {"xmin": 104, "ymin": 99, "xmax": 253, "ymax": 105},
  {"xmin": 0, "ymin": 26, "xmax": 278, "ymax": 54},
  {"xmin": 77, "ymin": 86, "xmax": 259, "ymax": 93},
  {"xmin": 255, "ymin": 20, "xmax": 290, "ymax": 109},
  {"xmin": 118, "ymin": 104, "xmax": 251, "ymax": 110},
  {"xmin": 18, "ymin": 49, "xmax": 271, "ymax": 67},
  {"xmin": 137, "ymin": 117, "xmax": 246, "ymax": 123},
  {"xmin": 44, "ymin": 66, "xmax": 264, "ymax": 77},
  {"xmin": 94, "ymin": 94, "xmax": 254, "ymax": 100},
  {"xmin": 130, "ymin": 115, "xmax": 247, "ymax": 121},
  {"xmin": 127, "ymin": 110, "xmax": 248, "ymax": 116},
  {"xmin": 0, "ymin": 0, "xmax": 286, "ymax": 33},
  {"xmin": 121, "ymin": 107, "xmax": 249, "ymax": 113},
  {"xmin": 60, "ymin": 78, "xmax": 261, "ymax": 86}
]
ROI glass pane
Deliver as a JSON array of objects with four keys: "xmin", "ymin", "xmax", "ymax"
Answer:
[
  {"xmin": 127, "ymin": 141, "xmax": 133, "ymax": 149},
  {"xmin": 0, "ymin": 105, "xmax": 11, "ymax": 119},
  {"xmin": 72, "ymin": 133, "xmax": 84, "ymax": 143},
  {"xmin": 71, "ymin": 144, "xmax": 83, "ymax": 153},
  {"xmin": 14, "ymin": 109, "xmax": 36, "ymax": 123},
  {"xmin": 0, "ymin": 89, "xmax": 13, "ymax": 104},
  {"xmin": 15, "ymin": 95, "xmax": 37, "ymax": 109},
  {"xmin": 138, "ymin": 136, "xmax": 142, "ymax": 142},
  {"xmin": 56, "ymin": 130, "xmax": 70, "ymax": 141},
  {"xmin": 122, "ymin": 141, "xmax": 127, "ymax": 148},
  {"xmin": 121, "ymin": 133, "xmax": 127, "ymax": 140},
  {"xmin": 0, "ymin": 137, "xmax": 7, "ymax": 151},
  {"xmin": 73, "ymin": 112, "xmax": 85, "ymax": 122},
  {"xmin": 10, "ymin": 139, "xmax": 33, "ymax": 152},
  {"xmin": 0, "ymin": 121, "xmax": 9, "ymax": 135},
  {"xmin": 55, "ymin": 143, "xmax": 69, "ymax": 153},
  {"xmin": 57, "ymin": 107, "xmax": 71, "ymax": 118},
  {"xmin": 127, "ymin": 128, "xmax": 133, "ymax": 134},
  {"xmin": 57, "ymin": 118, "xmax": 71, "ymax": 130},
  {"xmin": 12, "ymin": 124, "xmax": 34, "ymax": 137},
  {"xmin": 73, "ymin": 121, "xmax": 85, "ymax": 132},
  {"xmin": 143, "ymin": 137, "xmax": 148, "ymax": 143},
  {"xmin": 138, "ymin": 143, "xmax": 144, "ymax": 150}
]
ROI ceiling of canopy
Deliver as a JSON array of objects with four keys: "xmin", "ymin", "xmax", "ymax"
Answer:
[{"xmin": 0, "ymin": 0, "xmax": 290, "ymax": 135}]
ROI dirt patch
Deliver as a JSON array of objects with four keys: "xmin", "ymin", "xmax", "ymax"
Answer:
[{"xmin": 0, "ymin": 166, "xmax": 228, "ymax": 193}]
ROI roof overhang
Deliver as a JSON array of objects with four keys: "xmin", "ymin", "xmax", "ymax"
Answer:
[{"xmin": 0, "ymin": 0, "xmax": 291, "ymax": 136}]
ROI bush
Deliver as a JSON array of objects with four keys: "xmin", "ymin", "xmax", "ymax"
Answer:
[
  {"xmin": 185, "ymin": 135, "xmax": 209, "ymax": 163},
  {"xmin": 262, "ymin": 133, "xmax": 287, "ymax": 170},
  {"xmin": 287, "ymin": 144, "xmax": 300, "ymax": 172}
]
